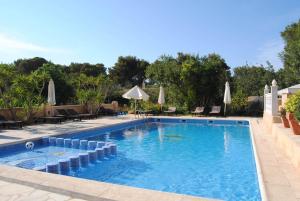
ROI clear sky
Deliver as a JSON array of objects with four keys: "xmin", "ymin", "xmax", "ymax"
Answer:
[{"xmin": 0, "ymin": 0, "xmax": 299, "ymax": 69}]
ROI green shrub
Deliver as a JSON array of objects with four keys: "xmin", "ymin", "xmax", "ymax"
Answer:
[
  {"xmin": 230, "ymin": 90, "xmax": 248, "ymax": 115},
  {"xmin": 246, "ymin": 100, "xmax": 263, "ymax": 117},
  {"xmin": 285, "ymin": 91, "xmax": 300, "ymax": 120}
]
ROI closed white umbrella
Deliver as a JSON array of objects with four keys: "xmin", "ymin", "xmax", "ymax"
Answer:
[
  {"xmin": 122, "ymin": 85, "xmax": 149, "ymax": 115},
  {"xmin": 47, "ymin": 79, "xmax": 56, "ymax": 116},
  {"xmin": 158, "ymin": 86, "xmax": 165, "ymax": 111},
  {"xmin": 223, "ymin": 81, "xmax": 231, "ymax": 116}
]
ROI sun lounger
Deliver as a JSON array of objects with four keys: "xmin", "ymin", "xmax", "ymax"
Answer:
[
  {"xmin": 96, "ymin": 106, "xmax": 117, "ymax": 116},
  {"xmin": 35, "ymin": 116, "xmax": 64, "ymax": 124},
  {"xmin": 164, "ymin": 107, "xmax": 176, "ymax": 115},
  {"xmin": 191, "ymin": 107, "xmax": 204, "ymax": 116},
  {"xmin": 0, "ymin": 115, "xmax": 23, "ymax": 128},
  {"xmin": 55, "ymin": 109, "xmax": 82, "ymax": 121},
  {"xmin": 66, "ymin": 109, "xmax": 96, "ymax": 119},
  {"xmin": 209, "ymin": 106, "xmax": 221, "ymax": 115}
]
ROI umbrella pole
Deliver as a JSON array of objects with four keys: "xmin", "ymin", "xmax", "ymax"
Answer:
[
  {"xmin": 224, "ymin": 104, "xmax": 227, "ymax": 117},
  {"xmin": 135, "ymin": 99, "xmax": 137, "ymax": 118}
]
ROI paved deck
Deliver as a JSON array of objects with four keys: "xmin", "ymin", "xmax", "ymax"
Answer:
[
  {"xmin": 252, "ymin": 119, "xmax": 300, "ymax": 201},
  {"xmin": 0, "ymin": 116, "xmax": 300, "ymax": 200},
  {"xmin": 0, "ymin": 116, "xmax": 135, "ymax": 145}
]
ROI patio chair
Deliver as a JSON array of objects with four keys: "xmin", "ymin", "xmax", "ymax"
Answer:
[
  {"xmin": 209, "ymin": 106, "xmax": 221, "ymax": 116},
  {"xmin": 66, "ymin": 109, "xmax": 96, "ymax": 119},
  {"xmin": 55, "ymin": 109, "xmax": 82, "ymax": 121},
  {"xmin": 191, "ymin": 107, "xmax": 205, "ymax": 116},
  {"xmin": 0, "ymin": 115, "xmax": 23, "ymax": 128},
  {"xmin": 164, "ymin": 107, "xmax": 176, "ymax": 115}
]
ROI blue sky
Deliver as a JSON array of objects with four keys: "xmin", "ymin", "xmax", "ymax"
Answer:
[{"xmin": 0, "ymin": 0, "xmax": 299, "ymax": 69}]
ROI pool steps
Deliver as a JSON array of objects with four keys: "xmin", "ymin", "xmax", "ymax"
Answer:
[{"xmin": 42, "ymin": 136, "xmax": 117, "ymax": 175}]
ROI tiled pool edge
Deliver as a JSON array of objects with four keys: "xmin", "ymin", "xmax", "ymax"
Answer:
[
  {"xmin": 0, "ymin": 118, "xmax": 147, "ymax": 149},
  {"xmin": 249, "ymin": 120, "xmax": 268, "ymax": 201},
  {"xmin": 0, "ymin": 165, "xmax": 219, "ymax": 201}
]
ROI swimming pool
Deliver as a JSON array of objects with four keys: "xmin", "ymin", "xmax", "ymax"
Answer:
[{"xmin": 0, "ymin": 118, "xmax": 261, "ymax": 201}]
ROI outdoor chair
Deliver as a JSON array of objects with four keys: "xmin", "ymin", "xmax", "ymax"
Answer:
[
  {"xmin": 191, "ymin": 107, "xmax": 205, "ymax": 116},
  {"xmin": 66, "ymin": 109, "xmax": 96, "ymax": 119},
  {"xmin": 55, "ymin": 109, "xmax": 82, "ymax": 121},
  {"xmin": 209, "ymin": 106, "xmax": 221, "ymax": 116},
  {"xmin": 164, "ymin": 107, "xmax": 177, "ymax": 115},
  {"xmin": 0, "ymin": 115, "xmax": 23, "ymax": 129}
]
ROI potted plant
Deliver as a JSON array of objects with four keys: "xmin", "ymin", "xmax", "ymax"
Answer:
[
  {"xmin": 285, "ymin": 92, "xmax": 300, "ymax": 135},
  {"xmin": 279, "ymin": 107, "xmax": 290, "ymax": 128}
]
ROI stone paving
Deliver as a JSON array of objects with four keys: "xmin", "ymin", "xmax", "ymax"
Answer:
[
  {"xmin": 0, "ymin": 116, "xmax": 134, "ymax": 145},
  {"xmin": 251, "ymin": 118, "xmax": 300, "ymax": 201},
  {"xmin": 0, "ymin": 180, "xmax": 86, "ymax": 201}
]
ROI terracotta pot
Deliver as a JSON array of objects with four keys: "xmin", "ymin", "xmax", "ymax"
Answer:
[
  {"xmin": 287, "ymin": 112, "xmax": 295, "ymax": 120},
  {"xmin": 281, "ymin": 116, "xmax": 290, "ymax": 128},
  {"xmin": 289, "ymin": 118, "xmax": 300, "ymax": 135}
]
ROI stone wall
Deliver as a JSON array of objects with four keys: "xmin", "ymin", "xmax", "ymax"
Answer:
[{"xmin": 0, "ymin": 103, "xmax": 116, "ymax": 120}]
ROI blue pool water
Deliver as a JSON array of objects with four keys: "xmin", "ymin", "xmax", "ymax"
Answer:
[{"xmin": 0, "ymin": 119, "xmax": 261, "ymax": 201}]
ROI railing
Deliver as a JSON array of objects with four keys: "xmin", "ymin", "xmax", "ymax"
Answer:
[
  {"xmin": 265, "ymin": 93, "xmax": 272, "ymax": 114},
  {"xmin": 264, "ymin": 80, "xmax": 278, "ymax": 117}
]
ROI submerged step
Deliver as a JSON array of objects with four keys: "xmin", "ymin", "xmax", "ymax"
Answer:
[
  {"xmin": 64, "ymin": 139, "xmax": 72, "ymax": 148},
  {"xmin": 87, "ymin": 150, "xmax": 97, "ymax": 163},
  {"xmin": 88, "ymin": 141, "xmax": 97, "ymax": 150},
  {"xmin": 69, "ymin": 156, "xmax": 80, "ymax": 170},
  {"xmin": 46, "ymin": 163, "xmax": 59, "ymax": 174},
  {"xmin": 40, "ymin": 137, "xmax": 118, "ymax": 175},
  {"xmin": 79, "ymin": 140, "xmax": 88, "ymax": 150},
  {"xmin": 79, "ymin": 153, "xmax": 89, "ymax": 167},
  {"xmin": 56, "ymin": 138, "xmax": 64, "ymax": 147},
  {"xmin": 71, "ymin": 139, "xmax": 80, "ymax": 149},
  {"xmin": 58, "ymin": 159, "xmax": 70, "ymax": 175}
]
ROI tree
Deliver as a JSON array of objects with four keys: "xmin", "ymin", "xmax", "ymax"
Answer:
[
  {"xmin": 14, "ymin": 57, "xmax": 49, "ymax": 74},
  {"xmin": 280, "ymin": 19, "xmax": 300, "ymax": 86},
  {"xmin": 10, "ymin": 72, "xmax": 49, "ymax": 122},
  {"xmin": 67, "ymin": 63, "xmax": 107, "ymax": 77},
  {"xmin": 180, "ymin": 53, "xmax": 230, "ymax": 107},
  {"xmin": 0, "ymin": 64, "xmax": 19, "ymax": 119},
  {"xmin": 146, "ymin": 53, "xmax": 229, "ymax": 109},
  {"xmin": 109, "ymin": 56, "xmax": 149, "ymax": 87},
  {"xmin": 35, "ymin": 63, "xmax": 75, "ymax": 104},
  {"xmin": 74, "ymin": 74, "xmax": 115, "ymax": 109},
  {"xmin": 233, "ymin": 64, "xmax": 275, "ymax": 96}
]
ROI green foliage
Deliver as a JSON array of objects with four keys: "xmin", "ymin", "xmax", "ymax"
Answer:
[
  {"xmin": 109, "ymin": 56, "xmax": 149, "ymax": 87},
  {"xmin": 14, "ymin": 57, "xmax": 49, "ymax": 74},
  {"xmin": 146, "ymin": 53, "xmax": 229, "ymax": 110},
  {"xmin": 74, "ymin": 74, "xmax": 115, "ymax": 107},
  {"xmin": 140, "ymin": 101, "xmax": 160, "ymax": 114},
  {"xmin": 35, "ymin": 63, "xmax": 75, "ymax": 104},
  {"xmin": 230, "ymin": 90, "xmax": 248, "ymax": 115},
  {"xmin": 285, "ymin": 91, "xmax": 300, "ymax": 113},
  {"xmin": 233, "ymin": 64, "xmax": 275, "ymax": 96},
  {"xmin": 10, "ymin": 72, "xmax": 48, "ymax": 122},
  {"xmin": 2, "ymin": 17, "xmax": 300, "ymax": 121},
  {"xmin": 280, "ymin": 19, "xmax": 300, "ymax": 86},
  {"xmin": 67, "ymin": 63, "xmax": 106, "ymax": 77}
]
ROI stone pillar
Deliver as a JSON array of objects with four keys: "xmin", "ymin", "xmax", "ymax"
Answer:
[
  {"xmin": 271, "ymin": 80, "xmax": 278, "ymax": 116},
  {"xmin": 264, "ymin": 84, "xmax": 269, "ymax": 112}
]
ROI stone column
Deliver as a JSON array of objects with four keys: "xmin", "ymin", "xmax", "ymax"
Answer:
[
  {"xmin": 271, "ymin": 80, "xmax": 278, "ymax": 116},
  {"xmin": 264, "ymin": 84, "xmax": 269, "ymax": 112}
]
